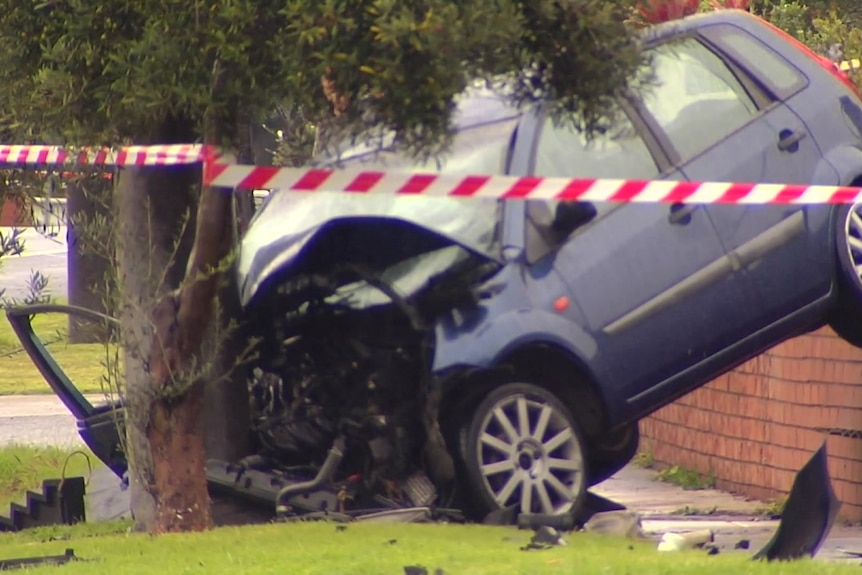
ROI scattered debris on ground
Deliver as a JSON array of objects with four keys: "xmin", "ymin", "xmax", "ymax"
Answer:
[
  {"xmin": 403, "ymin": 567, "xmax": 446, "ymax": 575},
  {"xmin": 753, "ymin": 441, "xmax": 840, "ymax": 562},
  {"xmin": 520, "ymin": 526, "xmax": 568, "ymax": 551},
  {"xmin": 657, "ymin": 529, "xmax": 714, "ymax": 552},
  {"xmin": 0, "ymin": 548, "xmax": 78, "ymax": 571},
  {"xmin": 583, "ymin": 510, "xmax": 646, "ymax": 540}
]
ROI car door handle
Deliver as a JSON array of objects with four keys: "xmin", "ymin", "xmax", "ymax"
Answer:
[
  {"xmin": 669, "ymin": 203, "xmax": 697, "ymax": 225},
  {"xmin": 777, "ymin": 129, "xmax": 807, "ymax": 152}
]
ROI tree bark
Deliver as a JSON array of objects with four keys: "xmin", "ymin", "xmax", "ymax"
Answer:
[
  {"xmin": 202, "ymin": 113, "xmax": 255, "ymax": 465},
  {"xmin": 144, "ymin": 170, "xmax": 235, "ymax": 532},
  {"xmin": 116, "ymin": 164, "xmax": 199, "ymax": 532}
]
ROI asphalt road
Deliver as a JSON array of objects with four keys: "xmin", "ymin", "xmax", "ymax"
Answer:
[
  {"xmin": 1, "ymin": 227, "xmax": 68, "ymax": 302},
  {"xmin": 0, "ymin": 397, "xmax": 84, "ymax": 447}
]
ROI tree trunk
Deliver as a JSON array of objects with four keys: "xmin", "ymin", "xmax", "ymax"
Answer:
[
  {"xmin": 66, "ymin": 175, "xmax": 113, "ymax": 343},
  {"xmin": 202, "ymin": 114, "xmax": 255, "ymax": 465},
  {"xmin": 116, "ymin": 164, "xmax": 199, "ymax": 532},
  {"xmin": 147, "ymin": 169, "xmax": 235, "ymax": 532}
]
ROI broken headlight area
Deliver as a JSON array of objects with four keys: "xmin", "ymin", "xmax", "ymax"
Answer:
[{"xmin": 215, "ymin": 247, "xmax": 500, "ymax": 519}]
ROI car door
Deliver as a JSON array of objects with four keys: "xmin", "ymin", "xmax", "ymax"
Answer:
[
  {"xmin": 524, "ymin": 105, "xmax": 750, "ymax": 417},
  {"xmin": 3, "ymin": 304, "xmax": 127, "ymax": 477},
  {"xmin": 696, "ymin": 24, "xmax": 837, "ymax": 326},
  {"xmin": 634, "ymin": 34, "xmax": 835, "ymax": 342}
]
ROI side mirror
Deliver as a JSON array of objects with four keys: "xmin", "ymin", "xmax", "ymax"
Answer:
[{"xmin": 551, "ymin": 201, "xmax": 597, "ymax": 241}]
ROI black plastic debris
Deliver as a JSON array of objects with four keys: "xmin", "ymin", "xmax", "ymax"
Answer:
[
  {"xmin": 483, "ymin": 504, "xmax": 518, "ymax": 526},
  {"xmin": 403, "ymin": 567, "xmax": 446, "ymax": 575},
  {"xmin": 583, "ymin": 510, "xmax": 646, "ymax": 540},
  {"xmin": 753, "ymin": 441, "xmax": 841, "ymax": 562},
  {"xmin": 735, "ymin": 539, "xmax": 750, "ymax": 550},
  {"xmin": 356, "ymin": 507, "xmax": 431, "ymax": 523},
  {"xmin": 574, "ymin": 492, "xmax": 628, "ymax": 525},
  {"xmin": 518, "ymin": 512, "xmax": 576, "ymax": 532},
  {"xmin": 0, "ymin": 548, "xmax": 78, "ymax": 570},
  {"xmin": 521, "ymin": 526, "xmax": 567, "ymax": 551},
  {"xmin": 510, "ymin": 492, "xmax": 628, "ymax": 532},
  {"xmin": 706, "ymin": 545, "xmax": 720, "ymax": 556}
]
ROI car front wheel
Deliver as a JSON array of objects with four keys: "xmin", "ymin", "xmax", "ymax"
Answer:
[{"xmin": 459, "ymin": 382, "xmax": 588, "ymax": 519}]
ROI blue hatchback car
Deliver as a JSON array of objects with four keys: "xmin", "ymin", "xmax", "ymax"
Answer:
[{"xmin": 11, "ymin": 9, "xmax": 862, "ymax": 522}]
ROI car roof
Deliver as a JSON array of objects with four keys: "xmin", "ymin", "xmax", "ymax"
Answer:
[
  {"xmin": 318, "ymin": 86, "xmax": 520, "ymax": 163},
  {"xmin": 323, "ymin": 10, "xmax": 765, "ymax": 164}
]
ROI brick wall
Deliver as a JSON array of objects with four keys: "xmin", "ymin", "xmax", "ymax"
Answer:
[
  {"xmin": 0, "ymin": 197, "xmax": 29, "ymax": 226},
  {"xmin": 640, "ymin": 326, "xmax": 862, "ymax": 521}
]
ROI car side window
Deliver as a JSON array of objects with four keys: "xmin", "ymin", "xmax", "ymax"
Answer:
[
  {"xmin": 526, "ymin": 112, "xmax": 658, "ymax": 263},
  {"xmin": 699, "ymin": 25, "xmax": 807, "ymax": 100},
  {"xmin": 533, "ymin": 113, "xmax": 660, "ymax": 181},
  {"xmin": 641, "ymin": 37, "xmax": 759, "ymax": 163}
]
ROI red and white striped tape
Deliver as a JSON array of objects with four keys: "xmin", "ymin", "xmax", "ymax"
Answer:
[
  {"xmin": 205, "ymin": 164, "xmax": 862, "ymax": 204},
  {"xmin": 0, "ymin": 144, "xmax": 208, "ymax": 166},
  {"xmin": 2, "ymin": 143, "xmax": 862, "ymax": 204}
]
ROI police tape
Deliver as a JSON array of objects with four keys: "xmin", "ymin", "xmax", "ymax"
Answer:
[
  {"xmin": 0, "ymin": 144, "xmax": 207, "ymax": 166},
  {"xmin": 204, "ymin": 166, "xmax": 862, "ymax": 204},
  {"xmin": 3, "ymin": 143, "xmax": 862, "ymax": 204}
]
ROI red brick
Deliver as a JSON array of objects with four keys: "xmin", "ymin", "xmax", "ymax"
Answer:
[
  {"xmin": 764, "ymin": 466, "xmax": 797, "ymax": 492},
  {"xmin": 827, "ymin": 435, "xmax": 862, "ymax": 462},
  {"xmin": 737, "ymin": 395, "xmax": 768, "ymax": 419},
  {"xmin": 842, "ymin": 504, "xmax": 862, "ymax": 523},
  {"xmin": 829, "ymin": 456, "xmax": 862, "ymax": 484},
  {"xmin": 770, "ymin": 333, "xmax": 862, "ymax": 363},
  {"xmin": 833, "ymin": 480, "xmax": 862, "ymax": 509},
  {"xmin": 759, "ymin": 444, "xmax": 810, "ymax": 473},
  {"xmin": 709, "ymin": 375, "xmax": 730, "ymax": 392},
  {"xmin": 726, "ymin": 371, "xmax": 766, "ymax": 396}
]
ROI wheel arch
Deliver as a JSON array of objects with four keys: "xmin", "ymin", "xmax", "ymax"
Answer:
[{"xmin": 437, "ymin": 340, "xmax": 610, "ymax": 441}]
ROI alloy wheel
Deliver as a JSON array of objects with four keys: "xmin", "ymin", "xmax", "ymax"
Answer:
[
  {"xmin": 474, "ymin": 391, "xmax": 586, "ymax": 515},
  {"xmin": 845, "ymin": 204, "xmax": 862, "ymax": 287}
]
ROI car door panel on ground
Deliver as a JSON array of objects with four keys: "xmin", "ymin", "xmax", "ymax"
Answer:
[
  {"xmin": 526, "ymin": 107, "xmax": 749, "ymax": 423},
  {"xmin": 629, "ymin": 34, "xmax": 835, "ymax": 396}
]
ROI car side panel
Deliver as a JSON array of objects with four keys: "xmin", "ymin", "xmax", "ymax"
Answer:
[
  {"xmin": 823, "ymin": 142, "xmax": 862, "ymax": 185},
  {"xmin": 430, "ymin": 262, "xmax": 621, "ymax": 411}
]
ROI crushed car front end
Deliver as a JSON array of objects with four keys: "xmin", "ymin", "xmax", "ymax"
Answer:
[{"xmin": 233, "ymin": 190, "xmax": 507, "ymax": 515}]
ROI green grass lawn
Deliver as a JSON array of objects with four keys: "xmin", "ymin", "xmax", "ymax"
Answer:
[
  {"xmin": 0, "ymin": 521, "xmax": 857, "ymax": 575},
  {"xmin": 0, "ymin": 445, "xmax": 98, "ymax": 512},
  {"xmin": 0, "ymin": 446, "xmax": 853, "ymax": 574},
  {"xmin": 0, "ymin": 307, "xmax": 117, "ymax": 395}
]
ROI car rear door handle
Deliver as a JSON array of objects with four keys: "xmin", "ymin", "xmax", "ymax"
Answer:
[
  {"xmin": 777, "ymin": 129, "xmax": 807, "ymax": 152},
  {"xmin": 669, "ymin": 203, "xmax": 696, "ymax": 225}
]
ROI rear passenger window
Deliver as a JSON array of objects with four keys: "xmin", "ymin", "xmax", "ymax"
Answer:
[
  {"xmin": 641, "ymin": 38, "xmax": 758, "ymax": 163},
  {"xmin": 699, "ymin": 25, "xmax": 807, "ymax": 99}
]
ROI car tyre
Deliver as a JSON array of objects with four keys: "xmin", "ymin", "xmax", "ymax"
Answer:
[
  {"xmin": 830, "ymin": 203, "xmax": 862, "ymax": 346},
  {"xmin": 459, "ymin": 382, "xmax": 588, "ymax": 520},
  {"xmin": 587, "ymin": 422, "xmax": 640, "ymax": 485}
]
